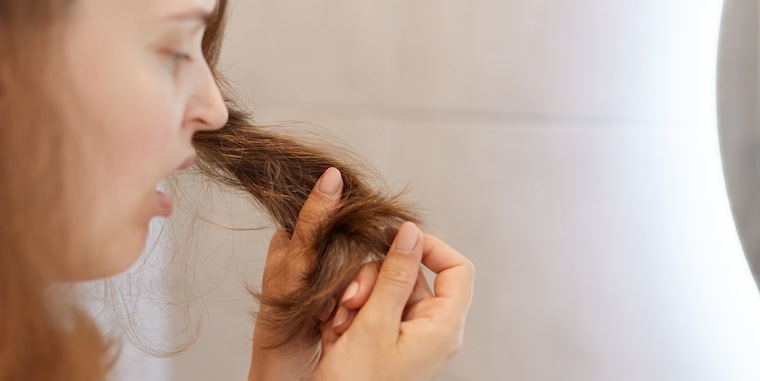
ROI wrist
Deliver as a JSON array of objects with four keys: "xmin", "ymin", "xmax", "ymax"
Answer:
[
  {"xmin": 248, "ymin": 345, "xmax": 316, "ymax": 381},
  {"xmin": 248, "ymin": 320, "xmax": 318, "ymax": 381}
]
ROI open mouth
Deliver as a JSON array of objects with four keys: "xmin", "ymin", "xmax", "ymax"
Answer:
[
  {"xmin": 155, "ymin": 181, "xmax": 173, "ymax": 217},
  {"xmin": 152, "ymin": 152, "xmax": 196, "ymax": 218}
]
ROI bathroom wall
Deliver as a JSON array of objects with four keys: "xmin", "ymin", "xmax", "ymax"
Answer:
[{"xmin": 122, "ymin": 1, "xmax": 760, "ymax": 380}]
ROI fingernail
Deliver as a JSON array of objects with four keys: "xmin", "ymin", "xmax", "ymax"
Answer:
[
  {"xmin": 333, "ymin": 306, "xmax": 349, "ymax": 328},
  {"xmin": 318, "ymin": 167, "xmax": 342, "ymax": 196},
  {"xmin": 341, "ymin": 282, "xmax": 360, "ymax": 303},
  {"xmin": 394, "ymin": 222, "xmax": 420, "ymax": 253}
]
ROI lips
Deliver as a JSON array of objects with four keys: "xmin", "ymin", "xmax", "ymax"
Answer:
[
  {"xmin": 155, "ymin": 190, "xmax": 173, "ymax": 217},
  {"xmin": 152, "ymin": 152, "xmax": 196, "ymax": 218}
]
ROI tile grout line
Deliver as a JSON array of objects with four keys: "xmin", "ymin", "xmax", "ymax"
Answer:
[{"xmin": 385, "ymin": 0, "xmax": 403, "ymax": 178}]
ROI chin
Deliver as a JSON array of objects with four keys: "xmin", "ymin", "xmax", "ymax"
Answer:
[
  {"xmin": 106, "ymin": 226, "xmax": 152, "ymax": 277},
  {"xmin": 74, "ymin": 225, "xmax": 151, "ymax": 281}
]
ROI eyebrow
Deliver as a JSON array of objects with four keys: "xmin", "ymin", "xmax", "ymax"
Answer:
[{"xmin": 163, "ymin": 7, "xmax": 214, "ymax": 25}]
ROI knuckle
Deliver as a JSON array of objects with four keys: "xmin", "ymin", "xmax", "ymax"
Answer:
[
  {"xmin": 355, "ymin": 313, "xmax": 388, "ymax": 338},
  {"xmin": 308, "ymin": 192, "xmax": 337, "ymax": 210},
  {"xmin": 378, "ymin": 263, "xmax": 416, "ymax": 289},
  {"xmin": 446, "ymin": 334, "xmax": 464, "ymax": 358},
  {"xmin": 269, "ymin": 229, "xmax": 289, "ymax": 244},
  {"xmin": 359, "ymin": 261, "xmax": 381, "ymax": 274},
  {"xmin": 296, "ymin": 207, "xmax": 321, "ymax": 225},
  {"xmin": 425, "ymin": 322, "xmax": 463, "ymax": 359},
  {"xmin": 463, "ymin": 258, "xmax": 476, "ymax": 278},
  {"xmin": 433, "ymin": 320, "xmax": 465, "ymax": 358},
  {"xmin": 358, "ymin": 261, "xmax": 381, "ymax": 280}
]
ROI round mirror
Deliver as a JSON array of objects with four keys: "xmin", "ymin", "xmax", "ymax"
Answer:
[{"xmin": 718, "ymin": 0, "xmax": 760, "ymax": 289}]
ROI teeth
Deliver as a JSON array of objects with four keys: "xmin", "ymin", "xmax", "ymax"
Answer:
[{"xmin": 156, "ymin": 180, "xmax": 168, "ymax": 193}]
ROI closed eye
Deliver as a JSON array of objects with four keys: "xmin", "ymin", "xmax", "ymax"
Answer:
[
  {"xmin": 169, "ymin": 51, "xmax": 193, "ymax": 63},
  {"xmin": 163, "ymin": 50, "xmax": 194, "ymax": 74}
]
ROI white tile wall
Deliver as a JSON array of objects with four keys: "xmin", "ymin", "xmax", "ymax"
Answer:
[
  {"xmin": 221, "ymin": 1, "xmax": 395, "ymax": 106},
  {"xmin": 164, "ymin": 180, "xmax": 273, "ymax": 381},
  {"xmin": 159, "ymin": 0, "xmax": 760, "ymax": 380},
  {"xmin": 396, "ymin": 0, "xmax": 680, "ymax": 121}
]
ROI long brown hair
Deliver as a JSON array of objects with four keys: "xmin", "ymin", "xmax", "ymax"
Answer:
[
  {"xmin": 0, "ymin": 0, "xmax": 420, "ymax": 379},
  {"xmin": 194, "ymin": 0, "xmax": 421, "ymax": 349},
  {"xmin": 0, "ymin": 1, "xmax": 114, "ymax": 380}
]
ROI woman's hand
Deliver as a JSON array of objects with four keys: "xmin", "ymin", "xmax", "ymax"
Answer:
[
  {"xmin": 248, "ymin": 167, "xmax": 475, "ymax": 381},
  {"xmin": 316, "ymin": 222, "xmax": 475, "ymax": 381},
  {"xmin": 248, "ymin": 168, "xmax": 418, "ymax": 380},
  {"xmin": 325, "ymin": 259, "xmax": 434, "ymax": 337},
  {"xmin": 249, "ymin": 167, "xmax": 348, "ymax": 381}
]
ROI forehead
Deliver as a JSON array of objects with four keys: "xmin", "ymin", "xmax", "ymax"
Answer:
[
  {"xmin": 76, "ymin": 0, "xmax": 217, "ymax": 22},
  {"xmin": 139, "ymin": 0, "xmax": 217, "ymax": 18}
]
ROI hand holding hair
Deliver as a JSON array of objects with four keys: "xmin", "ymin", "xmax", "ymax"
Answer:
[
  {"xmin": 246, "ymin": 168, "xmax": 473, "ymax": 381},
  {"xmin": 248, "ymin": 168, "xmax": 424, "ymax": 380},
  {"xmin": 315, "ymin": 222, "xmax": 475, "ymax": 381},
  {"xmin": 196, "ymin": 39, "xmax": 472, "ymax": 375},
  {"xmin": 249, "ymin": 167, "xmax": 353, "ymax": 380},
  {"xmin": 194, "ymin": 116, "xmax": 424, "ymax": 349},
  {"xmin": 325, "ymin": 242, "xmax": 435, "ymax": 338}
]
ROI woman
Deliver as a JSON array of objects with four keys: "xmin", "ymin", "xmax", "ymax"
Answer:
[{"xmin": 0, "ymin": 0, "xmax": 475, "ymax": 380}]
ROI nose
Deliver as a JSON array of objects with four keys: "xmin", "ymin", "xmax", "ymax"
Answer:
[{"xmin": 185, "ymin": 63, "xmax": 229, "ymax": 133}]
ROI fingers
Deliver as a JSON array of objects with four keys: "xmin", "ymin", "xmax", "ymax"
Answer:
[
  {"xmin": 333, "ymin": 265, "xmax": 434, "ymax": 335},
  {"xmin": 328, "ymin": 262, "xmax": 378, "ymax": 334},
  {"xmin": 344, "ymin": 265, "xmax": 433, "ymax": 309},
  {"xmin": 341, "ymin": 262, "xmax": 380, "ymax": 310},
  {"xmin": 357, "ymin": 222, "xmax": 424, "ymax": 335},
  {"xmin": 265, "ymin": 229, "xmax": 291, "ymax": 265},
  {"xmin": 290, "ymin": 167, "xmax": 344, "ymax": 251},
  {"xmin": 421, "ymin": 234, "xmax": 475, "ymax": 318},
  {"xmin": 407, "ymin": 268, "xmax": 434, "ymax": 307},
  {"xmin": 260, "ymin": 229, "xmax": 293, "ymax": 294},
  {"xmin": 320, "ymin": 319, "xmax": 340, "ymax": 353},
  {"xmin": 262, "ymin": 168, "xmax": 343, "ymax": 297},
  {"xmin": 332, "ymin": 309, "xmax": 357, "ymax": 336}
]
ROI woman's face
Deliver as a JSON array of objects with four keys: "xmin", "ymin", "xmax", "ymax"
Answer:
[{"xmin": 56, "ymin": 0, "xmax": 228, "ymax": 279}]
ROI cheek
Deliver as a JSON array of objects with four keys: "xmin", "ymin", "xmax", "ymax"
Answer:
[
  {"xmin": 88, "ymin": 78, "xmax": 183, "ymax": 274},
  {"xmin": 58, "ymin": 6, "xmax": 195, "ymax": 279},
  {"xmin": 103, "ymin": 73, "xmax": 183, "ymax": 177},
  {"xmin": 63, "ymin": 55, "xmax": 186, "ymax": 278}
]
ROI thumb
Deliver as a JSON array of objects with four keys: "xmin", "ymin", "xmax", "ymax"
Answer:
[{"xmin": 358, "ymin": 222, "xmax": 423, "ymax": 332}]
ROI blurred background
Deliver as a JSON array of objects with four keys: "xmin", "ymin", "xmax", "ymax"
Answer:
[{"xmin": 114, "ymin": 0, "xmax": 760, "ymax": 380}]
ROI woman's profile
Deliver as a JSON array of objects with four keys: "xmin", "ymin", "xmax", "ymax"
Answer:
[{"xmin": 0, "ymin": 0, "xmax": 474, "ymax": 380}]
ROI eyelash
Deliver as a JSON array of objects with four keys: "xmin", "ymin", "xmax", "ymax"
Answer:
[
  {"xmin": 166, "ymin": 51, "xmax": 193, "ymax": 72},
  {"xmin": 171, "ymin": 51, "xmax": 192, "ymax": 61}
]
